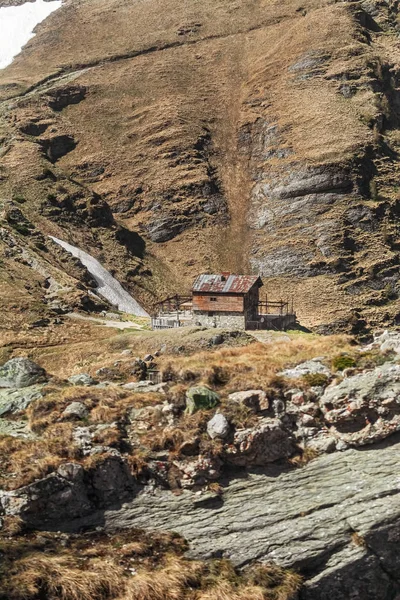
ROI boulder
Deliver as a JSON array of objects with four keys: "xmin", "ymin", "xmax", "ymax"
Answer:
[
  {"xmin": 0, "ymin": 385, "xmax": 43, "ymax": 416},
  {"xmin": 225, "ymin": 418, "xmax": 294, "ymax": 466},
  {"xmin": 185, "ymin": 386, "xmax": 220, "ymax": 414},
  {"xmin": 68, "ymin": 373, "xmax": 96, "ymax": 386},
  {"xmin": 280, "ymin": 360, "xmax": 331, "ymax": 379},
  {"xmin": 320, "ymin": 363, "xmax": 400, "ymax": 446},
  {"xmin": 228, "ymin": 389, "xmax": 268, "ymax": 412},
  {"xmin": 365, "ymin": 329, "xmax": 400, "ymax": 355},
  {"xmin": 62, "ymin": 401, "xmax": 89, "ymax": 420},
  {"xmin": 207, "ymin": 413, "xmax": 229, "ymax": 439},
  {"xmin": 0, "ymin": 358, "xmax": 46, "ymax": 388}
]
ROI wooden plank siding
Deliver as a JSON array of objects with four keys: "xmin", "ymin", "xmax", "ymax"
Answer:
[{"xmin": 192, "ymin": 293, "xmax": 244, "ymax": 313}]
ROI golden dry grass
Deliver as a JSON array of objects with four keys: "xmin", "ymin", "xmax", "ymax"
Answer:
[
  {"xmin": 0, "ymin": 529, "xmax": 302, "ymax": 600},
  {"xmin": 158, "ymin": 334, "xmax": 353, "ymax": 392},
  {"xmin": 0, "ymin": 423, "xmax": 81, "ymax": 490}
]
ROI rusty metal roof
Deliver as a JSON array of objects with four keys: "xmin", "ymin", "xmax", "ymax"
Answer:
[{"xmin": 192, "ymin": 273, "xmax": 262, "ymax": 294}]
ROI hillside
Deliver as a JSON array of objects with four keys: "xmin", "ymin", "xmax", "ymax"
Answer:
[{"xmin": 0, "ymin": 0, "xmax": 400, "ymax": 333}]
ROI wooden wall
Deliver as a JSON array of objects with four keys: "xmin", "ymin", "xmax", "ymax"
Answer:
[{"xmin": 192, "ymin": 293, "xmax": 244, "ymax": 313}]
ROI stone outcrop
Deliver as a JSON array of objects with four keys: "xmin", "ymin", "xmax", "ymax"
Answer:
[
  {"xmin": 0, "ymin": 384, "xmax": 43, "ymax": 416},
  {"xmin": 224, "ymin": 417, "xmax": 295, "ymax": 466},
  {"xmin": 319, "ymin": 363, "xmax": 400, "ymax": 446},
  {"xmin": 0, "ymin": 455, "xmax": 138, "ymax": 528},
  {"xmin": 0, "ymin": 358, "xmax": 46, "ymax": 389},
  {"xmin": 101, "ymin": 435, "xmax": 400, "ymax": 600}
]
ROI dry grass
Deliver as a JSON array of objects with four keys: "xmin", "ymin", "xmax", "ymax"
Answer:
[
  {"xmin": 0, "ymin": 530, "xmax": 302, "ymax": 600},
  {"xmin": 0, "ymin": 423, "xmax": 81, "ymax": 490},
  {"xmin": 159, "ymin": 334, "xmax": 352, "ymax": 393},
  {"xmin": 3, "ymin": 554, "xmax": 122, "ymax": 600}
]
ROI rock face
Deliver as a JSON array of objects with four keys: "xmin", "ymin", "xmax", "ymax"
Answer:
[
  {"xmin": 2, "ymin": 0, "xmax": 400, "ymax": 331},
  {"xmin": 319, "ymin": 363, "xmax": 400, "ymax": 446},
  {"xmin": 0, "ymin": 456, "xmax": 138, "ymax": 528},
  {"xmin": 0, "ymin": 358, "xmax": 46, "ymax": 389},
  {"xmin": 101, "ymin": 436, "xmax": 400, "ymax": 600},
  {"xmin": 225, "ymin": 418, "xmax": 294, "ymax": 466},
  {"xmin": 0, "ymin": 385, "xmax": 43, "ymax": 416}
]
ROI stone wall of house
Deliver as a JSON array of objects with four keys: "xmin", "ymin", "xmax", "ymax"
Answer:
[{"xmin": 193, "ymin": 312, "xmax": 246, "ymax": 329}]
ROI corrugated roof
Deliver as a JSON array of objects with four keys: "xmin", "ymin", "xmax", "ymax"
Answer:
[{"xmin": 192, "ymin": 273, "xmax": 262, "ymax": 294}]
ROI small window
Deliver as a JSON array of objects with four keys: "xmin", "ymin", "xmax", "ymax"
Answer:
[
  {"xmin": 210, "ymin": 297, "xmax": 217, "ymax": 302},
  {"xmin": 208, "ymin": 311, "xmax": 215, "ymax": 317}
]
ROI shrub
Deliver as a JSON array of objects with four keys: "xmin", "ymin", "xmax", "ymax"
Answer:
[
  {"xmin": 301, "ymin": 373, "xmax": 329, "ymax": 387},
  {"xmin": 331, "ymin": 354, "xmax": 356, "ymax": 371}
]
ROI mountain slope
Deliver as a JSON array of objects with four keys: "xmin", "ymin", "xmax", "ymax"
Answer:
[{"xmin": 1, "ymin": 0, "xmax": 400, "ymax": 331}]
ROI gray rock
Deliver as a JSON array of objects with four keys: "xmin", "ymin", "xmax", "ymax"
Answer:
[
  {"xmin": 207, "ymin": 413, "xmax": 229, "ymax": 439},
  {"xmin": 366, "ymin": 329, "xmax": 400, "ymax": 355},
  {"xmin": 0, "ymin": 358, "xmax": 46, "ymax": 389},
  {"xmin": 68, "ymin": 373, "xmax": 96, "ymax": 386},
  {"xmin": 122, "ymin": 381, "xmax": 167, "ymax": 393},
  {"xmin": 306, "ymin": 435, "xmax": 336, "ymax": 454},
  {"xmin": 0, "ymin": 456, "xmax": 138, "ymax": 527},
  {"xmin": 210, "ymin": 334, "xmax": 224, "ymax": 346},
  {"xmin": 0, "ymin": 385, "xmax": 43, "ymax": 416},
  {"xmin": 228, "ymin": 389, "xmax": 269, "ymax": 412},
  {"xmin": 320, "ymin": 363, "xmax": 400, "ymax": 446},
  {"xmin": 0, "ymin": 419, "xmax": 34, "ymax": 438},
  {"xmin": 62, "ymin": 401, "xmax": 88, "ymax": 420},
  {"xmin": 280, "ymin": 360, "xmax": 331, "ymax": 379},
  {"xmin": 225, "ymin": 418, "xmax": 294, "ymax": 466},
  {"xmin": 101, "ymin": 436, "xmax": 400, "ymax": 600}
]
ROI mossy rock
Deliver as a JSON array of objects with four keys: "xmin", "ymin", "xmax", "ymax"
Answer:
[{"xmin": 185, "ymin": 386, "xmax": 220, "ymax": 414}]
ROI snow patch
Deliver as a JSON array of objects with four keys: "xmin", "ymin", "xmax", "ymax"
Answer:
[
  {"xmin": 0, "ymin": 0, "xmax": 62, "ymax": 70},
  {"xmin": 49, "ymin": 236, "xmax": 149, "ymax": 317}
]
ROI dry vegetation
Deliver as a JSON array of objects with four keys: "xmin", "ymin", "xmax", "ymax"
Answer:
[
  {"xmin": 157, "ymin": 334, "xmax": 353, "ymax": 393},
  {"xmin": 0, "ymin": 527, "xmax": 302, "ymax": 600},
  {"xmin": 0, "ymin": 332, "xmax": 357, "ymax": 490}
]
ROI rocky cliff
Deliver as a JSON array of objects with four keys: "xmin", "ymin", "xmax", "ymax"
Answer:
[{"xmin": 1, "ymin": 0, "xmax": 400, "ymax": 331}]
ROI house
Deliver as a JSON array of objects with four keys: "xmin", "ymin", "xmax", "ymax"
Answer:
[
  {"xmin": 192, "ymin": 273, "xmax": 263, "ymax": 329},
  {"xmin": 151, "ymin": 273, "xmax": 296, "ymax": 330}
]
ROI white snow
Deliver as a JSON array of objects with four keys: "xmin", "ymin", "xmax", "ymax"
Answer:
[
  {"xmin": 49, "ymin": 236, "xmax": 150, "ymax": 317},
  {"xmin": 0, "ymin": 0, "xmax": 62, "ymax": 70}
]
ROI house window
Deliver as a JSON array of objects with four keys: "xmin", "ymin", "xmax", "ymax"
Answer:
[
  {"xmin": 210, "ymin": 297, "xmax": 217, "ymax": 302},
  {"xmin": 208, "ymin": 311, "xmax": 215, "ymax": 317}
]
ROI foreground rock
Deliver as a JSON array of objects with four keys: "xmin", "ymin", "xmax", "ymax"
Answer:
[
  {"xmin": 0, "ymin": 358, "xmax": 46, "ymax": 388},
  {"xmin": 320, "ymin": 363, "xmax": 400, "ymax": 446},
  {"xmin": 225, "ymin": 418, "xmax": 294, "ymax": 466},
  {"xmin": 0, "ymin": 384, "xmax": 43, "ymax": 416},
  {"xmin": 100, "ymin": 435, "xmax": 400, "ymax": 600},
  {"xmin": 0, "ymin": 456, "xmax": 138, "ymax": 527}
]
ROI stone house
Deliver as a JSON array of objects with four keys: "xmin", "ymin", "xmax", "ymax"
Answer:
[{"xmin": 192, "ymin": 273, "xmax": 263, "ymax": 329}]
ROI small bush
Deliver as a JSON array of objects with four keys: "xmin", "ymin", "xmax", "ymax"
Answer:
[
  {"xmin": 12, "ymin": 195, "xmax": 26, "ymax": 204},
  {"xmin": 331, "ymin": 354, "xmax": 356, "ymax": 371},
  {"xmin": 302, "ymin": 373, "xmax": 329, "ymax": 387}
]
